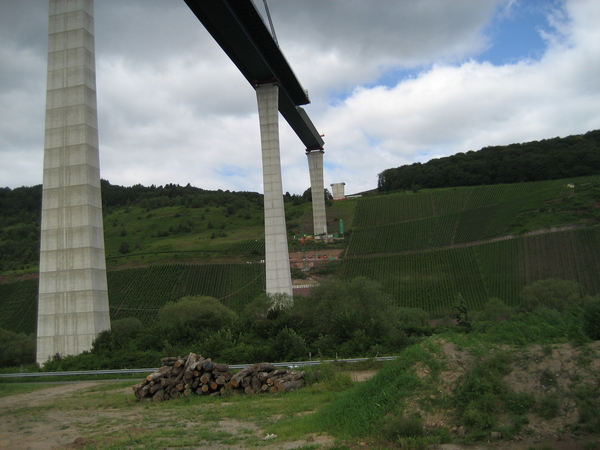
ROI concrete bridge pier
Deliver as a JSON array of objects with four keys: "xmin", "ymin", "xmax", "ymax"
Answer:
[
  {"xmin": 306, "ymin": 149, "xmax": 327, "ymax": 236},
  {"xmin": 37, "ymin": 0, "xmax": 110, "ymax": 365},
  {"xmin": 256, "ymin": 83, "xmax": 293, "ymax": 296}
]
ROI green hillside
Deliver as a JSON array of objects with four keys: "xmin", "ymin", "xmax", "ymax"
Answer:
[
  {"xmin": 2, "ymin": 175, "xmax": 600, "ymax": 336},
  {"xmin": 341, "ymin": 175, "xmax": 600, "ymax": 315}
]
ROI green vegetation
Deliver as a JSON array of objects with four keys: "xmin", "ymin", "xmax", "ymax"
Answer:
[
  {"xmin": 351, "ymin": 175, "xmax": 600, "ymax": 251},
  {"xmin": 3, "ymin": 174, "xmax": 600, "ymax": 374},
  {"xmin": 36, "ymin": 277, "xmax": 421, "ymax": 371},
  {"xmin": 378, "ymin": 129, "xmax": 600, "ymax": 191},
  {"xmin": 342, "ymin": 224, "xmax": 600, "ymax": 316},
  {"xmin": 5, "ymin": 133, "xmax": 600, "ymax": 448},
  {"xmin": 344, "ymin": 176, "xmax": 600, "ymax": 319},
  {"xmin": 4, "ymin": 302, "xmax": 600, "ymax": 447},
  {"xmin": 158, "ymin": 295, "xmax": 238, "ymax": 331},
  {"xmin": 0, "ymin": 181, "xmax": 354, "ymax": 274}
]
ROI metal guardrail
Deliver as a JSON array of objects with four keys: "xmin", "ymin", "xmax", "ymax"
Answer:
[{"xmin": 0, "ymin": 357, "xmax": 396, "ymax": 379}]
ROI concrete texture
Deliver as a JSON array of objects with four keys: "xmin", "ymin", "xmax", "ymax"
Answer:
[
  {"xmin": 256, "ymin": 83, "xmax": 293, "ymax": 296},
  {"xmin": 307, "ymin": 150, "xmax": 327, "ymax": 235},
  {"xmin": 37, "ymin": 0, "xmax": 110, "ymax": 365},
  {"xmin": 331, "ymin": 182, "xmax": 346, "ymax": 200}
]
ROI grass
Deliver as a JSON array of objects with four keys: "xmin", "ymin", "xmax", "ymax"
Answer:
[
  {"xmin": 0, "ymin": 372, "xmax": 144, "ymax": 383},
  {"xmin": 0, "ymin": 383, "xmax": 55, "ymax": 398},
  {"xmin": 1, "ymin": 365, "xmax": 361, "ymax": 449},
  {"xmin": 309, "ymin": 345, "xmax": 432, "ymax": 438}
]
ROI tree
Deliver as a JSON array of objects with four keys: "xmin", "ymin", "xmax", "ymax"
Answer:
[
  {"xmin": 111, "ymin": 317, "xmax": 142, "ymax": 337},
  {"xmin": 293, "ymin": 277, "xmax": 396, "ymax": 347},
  {"xmin": 473, "ymin": 298, "xmax": 515, "ymax": 322},
  {"xmin": 521, "ymin": 278, "xmax": 583, "ymax": 311},
  {"xmin": 301, "ymin": 187, "xmax": 333, "ymax": 202},
  {"xmin": 158, "ymin": 295, "xmax": 238, "ymax": 331},
  {"xmin": 118, "ymin": 241, "xmax": 130, "ymax": 254},
  {"xmin": 0, "ymin": 327, "xmax": 36, "ymax": 367},
  {"xmin": 453, "ymin": 293, "xmax": 471, "ymax": 329}
]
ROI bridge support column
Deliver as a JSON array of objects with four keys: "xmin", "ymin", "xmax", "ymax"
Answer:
[
  {"xmin": 256, "ymin": 83, "xmax": 293, "ymax": 296},
  {"xmin": 306, "ymin": 149, "xmax": 327, "ymax": 236},
  {"xmin": 37, "ymin": 0, "xmax": 110, "ymax": 365}
]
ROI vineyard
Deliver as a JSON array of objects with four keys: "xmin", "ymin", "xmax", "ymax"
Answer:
[
  {"xmin": 340, "ymin": 227, "xmax": 600, "ymax": 316},
  {"xmin": 348, "ymin": 175, "xmax": 600, "ymax": 255},
  {"xmin": 108, "ymin": 263, "xmax": 265, "ymax": 324},
  {"xmin": 0, "ymin": 262, "xmax": 266, "ymax": 335},
  {"xmin": 0, "ymin": 278, "xmax": 38, "ymax": 335}
]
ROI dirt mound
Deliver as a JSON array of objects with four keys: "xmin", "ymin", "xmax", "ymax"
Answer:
[{"xmin": 406, "ymin": 340, "xmax": 600, "ymax": 448}]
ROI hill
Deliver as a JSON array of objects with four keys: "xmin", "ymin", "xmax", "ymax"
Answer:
[
  {"xmin": 0, "ymin": 181, "xmax": 352, "ymax": 275},
  {"xmin": 2, "ymin": 174, "xmax": 600, "ymax": 338},
  {"xmin": 378, "ymin": 129, "xmax": 600, "ymax": 192},
  {"xmin": 340, "ymin": 174, "xmax": 600, "ymax": 315}
]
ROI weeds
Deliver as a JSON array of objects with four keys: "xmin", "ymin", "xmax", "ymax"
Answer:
[
  {"xmin": 312, "ymin": 344, "xmax": 430, "ymax": 438},
  {"xmin": 572, "ymin": 384, "xmax": 600, "ymax": 433},
  {"xmin": 535, "ymin": 395, "xmax": 559, "ymax": 419},
  {"xmin": 504, "ymin": 391, "xmax": 535, "ymax": 415},
  {"xmin": 540, "ymin": 368, "xmax": 558, "ymax": 388},
  {"xmin": 382, "ymin": 413, "xmax": 424, "ymax": 440}
]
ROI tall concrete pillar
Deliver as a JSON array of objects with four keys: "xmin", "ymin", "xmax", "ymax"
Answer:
[
  {"xmin": 37, "ymin": 0, "xmax": 110, "ymax": 365},
  {"xmin": 256, "ymin": 83, "xmax": 292, "ymax": 296},
  {"xmin": 307, "ymin": 149, "xmax": 327, "ymax": 236}
]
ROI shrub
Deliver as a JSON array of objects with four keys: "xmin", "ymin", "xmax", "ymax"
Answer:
[
  {"xmin": 521, "ymin": 278, "xmax": 583, "ymax": 311},
  {"xmin": 383, "ymin": 414, "xmax": 424, "ymax": 440},
  {"xmin": 473, "ymin": 298, "xmax": 515, "ymax": 322},
  {"xmin": 0, "ymin": 327, "xmax": 36, "ymax": 368},
  {"xmin": 158, "ymin": 295, "xmax": 238, "ymax": 331},
  {"xmin": 292, "ymin": 276, "xmax": 397, "ymax": 349},
  {"xmin": 583, "ymin": 298, "xmax": 600, "ymax": 339},
  {"xmin": 111, "ymin": 317, "xmax": 142, "ymax": 338},
  {"xmin": 536, "ymin": 395, "xmax": 559, "ymax": 419},
  {"xmin": 453, "ymin": 352, "xmax": 512, "ymax": 433}
]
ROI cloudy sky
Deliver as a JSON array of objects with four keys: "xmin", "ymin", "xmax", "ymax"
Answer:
[{"xmin": 1, "ymin": 0, "xmax": 599, "ymax": 195}]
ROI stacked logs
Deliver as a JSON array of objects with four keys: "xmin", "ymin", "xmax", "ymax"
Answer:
[{"xmin": 132, "ymin": 353, "xmax": 305, "ymax": 402}]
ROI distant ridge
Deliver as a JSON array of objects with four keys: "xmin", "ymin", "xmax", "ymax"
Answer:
[{"xmin": 378, "ymin": 130, "xmax": 600, "ymax": 192}]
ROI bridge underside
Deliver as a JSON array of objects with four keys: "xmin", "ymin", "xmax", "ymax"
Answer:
[{"xmin": 184, "ymin": 0, "xmax": 324, "ymax": 151}]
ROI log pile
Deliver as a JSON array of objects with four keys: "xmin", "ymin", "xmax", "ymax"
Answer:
[{"xmin": 132, "ymin": 353, "xmax": 305, "ymax": 402}]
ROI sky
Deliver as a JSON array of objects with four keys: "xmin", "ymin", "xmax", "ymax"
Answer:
[{"xmin": 1, "ymin": 0, "xmax": 599, "ymax": 196}]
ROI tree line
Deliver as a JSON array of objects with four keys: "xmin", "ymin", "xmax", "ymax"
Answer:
[{"xmin": 378, "ymin": 130, "xmax": 600, "ymax": 192}]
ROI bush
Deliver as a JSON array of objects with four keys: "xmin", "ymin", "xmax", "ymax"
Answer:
[
  {"xmin": 292, "ymin": 277, "xmax": 397, "ymax": 351},
  {"xmin": 473, "ymin": 298, "xmax": 515, "ymax": 322},
  {"xmin": 521, "ymin": 278, "xmax": 583, "ymax": 311},
  {"xmin": 158, "ymin": 295, "xmax": 238, "ymax": 331},
  {"xmin": 453, "ymin": 352, "xmax": 512, "ymax": 433},
  {"xmin": 383, "ymin": 414, "xmax": 424, "ymax": 440},
  {"xmin": 583, "ymin": 298, "xmax": 600, "ymax": 339},
  {"xmin": 0, "ymin": 327, "xmax": 36, "ymax": 368},
  {"xmin": 112, "ymin": 317, "xmax": 142, "ymax": 338}
]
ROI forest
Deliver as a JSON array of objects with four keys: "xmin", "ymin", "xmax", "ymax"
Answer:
[{"xmin": 378, "ymin": 129, "xmax": 600, "ymax": 192}]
